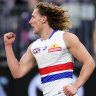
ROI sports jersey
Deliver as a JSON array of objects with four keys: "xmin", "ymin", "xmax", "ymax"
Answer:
[{"xmin": 31, "ymin": 30, "xmax": 77, "ymax": 96}]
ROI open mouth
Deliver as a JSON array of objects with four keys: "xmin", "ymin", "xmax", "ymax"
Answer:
[{"xmin": 32, "ymin": 26, "xmax": 34, "ymax": 29}]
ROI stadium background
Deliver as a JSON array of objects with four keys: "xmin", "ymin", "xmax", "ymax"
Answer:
[{"xmin": 0, "ymin": 0, "xmax": 96, "ymax": 96}]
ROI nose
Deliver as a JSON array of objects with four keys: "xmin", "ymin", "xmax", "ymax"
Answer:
[{"xmin": 29, "ymin": 18, "xmax": 32, "ymax": 24}]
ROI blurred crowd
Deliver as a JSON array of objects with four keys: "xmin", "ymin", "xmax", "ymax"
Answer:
[{"xmin": 0, "ymin": 0, "xmax": 96, "ymax": 67}]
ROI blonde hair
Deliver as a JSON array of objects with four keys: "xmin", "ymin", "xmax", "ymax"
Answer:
[{"xmin": 36, "ymin": 2, "xmax": 72, "ymax": 31}]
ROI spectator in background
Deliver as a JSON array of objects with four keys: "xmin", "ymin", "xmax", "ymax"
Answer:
[
  {"xmin": 61, "ymin": 0, "xmax": 95, "ymax": 58},
  {"xmin": 28, "ymin": 0, "xmax": 40, "ymax": 13},
  {"xmin": 28, "ymin": 0, "xmax": 41, "ymax": 43},
  {"xmin": 49, "ymin": 0, "xmax": 65, "ymax": 6},
  {"xmin": 80, "ymin": 0, "xmax": 93, "ymax": 3},
  {"xmin": 19, "ymin": 0, "xmax": 41, "ymax": 56},
  {"xmin": 2, "ymin": 0, "xmax": 15, "ymax": 16}
]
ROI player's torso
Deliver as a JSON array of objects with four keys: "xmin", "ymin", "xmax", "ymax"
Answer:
[
  {"xmin": 31, "ymin": 30, "xmax": 74, "ymax": 67},
  {"xmin": 31, "ymin": 30, "xmax": 74, "ymax": 96}
]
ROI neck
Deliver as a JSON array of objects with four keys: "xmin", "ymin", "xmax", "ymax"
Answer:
[{"xmin": 40, "ymin": 26, "xmax": 54, "ymax": 40}]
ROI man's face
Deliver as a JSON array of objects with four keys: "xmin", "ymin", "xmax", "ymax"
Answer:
[{"xmin": 29, "ymin": 8, "xmax": 43, "ymax": 34}]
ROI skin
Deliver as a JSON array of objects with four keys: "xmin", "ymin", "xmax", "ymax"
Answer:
[
  {"xmin": 63, "ymin": 32, "xmax": 95, "ymax": 96},
  {"xmin": 93, "ymin": 21, "xmax": 96, "ymax": 56},
  {"xmin": 4, "ymin": 8, "xmax": 95, "ymax": 96}
]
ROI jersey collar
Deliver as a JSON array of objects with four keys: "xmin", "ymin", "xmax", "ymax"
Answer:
[{"xmin": 41, "ymin": 30, "xmax": 58, "ymax": 42}]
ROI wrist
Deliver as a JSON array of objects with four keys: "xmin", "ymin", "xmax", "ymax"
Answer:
[
  {"xmin": 5, "ymin": 44, "xmax": 12, "ymax": 51},
  {"xmin": 73, "ymin": 83, "xmax": 80, "ymax": 91},
  {"xmin": 5, "ymin": 43, "xmax": 12, "ymax": 47}
]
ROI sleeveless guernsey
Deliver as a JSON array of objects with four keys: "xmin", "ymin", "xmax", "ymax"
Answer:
[{"xmin": 31, "ymin": 30, "xmax": 77, "ymax": 96}]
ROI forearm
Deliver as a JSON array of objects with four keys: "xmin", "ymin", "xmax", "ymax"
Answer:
[
  {"xmin": 93, "ymin": 21, "xmax": 96, "ymax": 55},
  {"xmin": 93, "ymin": 31, "xmax": 96, "ymax": 55},
  {"xmin": 5, "ymin": 45, "xmax": 20, "ymax": 78},
  {"xmin": 73, "ymin": 60, "xmax": 95, "ymax": 90}
]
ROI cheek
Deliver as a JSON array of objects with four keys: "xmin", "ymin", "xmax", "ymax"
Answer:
[
  {"xmin": 36, "ymin": 21, "xmax": 42, "ymax": 26},
  {"xmin": 33, "ymin": 18, "xmax": 38, "ymax": 24},
  {"xmin": 33, "ymin": 19, "xmax": 36, "ymax": 24},
  {"xmin": 34, "ymin": 18, "xmax": 42, "ymax": 26},
  {"xmin": 34, "ymin": 19, "xmax": 39, "ymax": 25}
]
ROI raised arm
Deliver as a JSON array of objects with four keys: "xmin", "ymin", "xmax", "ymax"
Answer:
[
  {"xmin": 4, "ymin": 32, "xmax": 37, "ymax": 79},
  {"xmin": 63, "ymin": 32, "xmax": 95, "ymax": 96}
]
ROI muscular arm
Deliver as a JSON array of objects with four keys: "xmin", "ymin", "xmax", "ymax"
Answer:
[
  {"xmin": 93, "ymin": 21, "xmax": 96, "ymax": 56},
  {"xmin": 4, "ymin": 32, "xmax": 36, "ymax": 79},
  {"xmin": 63, "ymin": 32, "xmax": 95, "ymax": 95}
]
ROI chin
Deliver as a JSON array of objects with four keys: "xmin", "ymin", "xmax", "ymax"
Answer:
[{"xmin": 33, "ymin": 31, "xmax": 39, "ymax": 34}]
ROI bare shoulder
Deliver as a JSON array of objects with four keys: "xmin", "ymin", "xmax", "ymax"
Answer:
[
  {"xmin": 63, "ymin": 32, "xmax": 79, "ymax": 41},
  {"xmin": 23, "ymin": 43, "xmax": 36, "ymax": 63},
  {"xmin": 26, "ymin": 43, "xmax": 33, "ymax": 55},
  {"xmin": 63, "ymin": 32, "xmax": 80, "ymax": 48},
  {"xmin": 28, "ymin": 43, "xmax": 33, "ymax": 50}
]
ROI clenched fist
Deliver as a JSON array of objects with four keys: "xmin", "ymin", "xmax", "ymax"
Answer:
[
  {"xmin": 63, "ymin": 84, "xmax": 78, "ymax": 96},
  {"xmin": 4, "ymin": 32, "xmax": 16, "ymax": 46}
]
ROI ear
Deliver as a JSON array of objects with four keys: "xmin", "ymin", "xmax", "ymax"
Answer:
[{"xmin": 42, "ymin": 16, "xmax": 47, "ymax": 23}]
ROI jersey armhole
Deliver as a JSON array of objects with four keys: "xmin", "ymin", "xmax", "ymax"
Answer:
[{"xmin": 60, "ymin": 31, "xmax": 68, "ymax": 49}]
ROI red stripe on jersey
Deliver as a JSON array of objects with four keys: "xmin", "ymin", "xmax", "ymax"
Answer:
[{"xmin": 39, "ymin": 62, "xmax": 73, "ymax": 75}]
